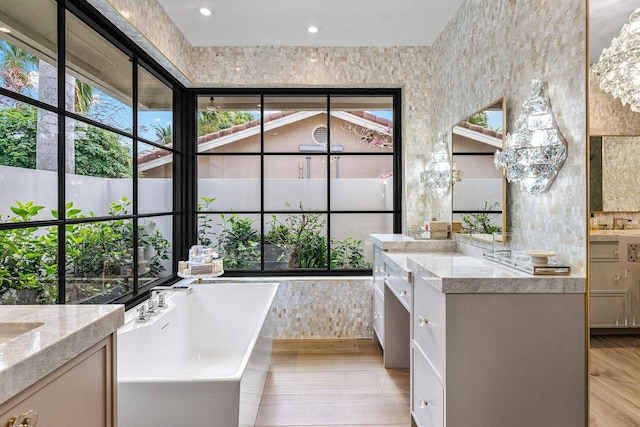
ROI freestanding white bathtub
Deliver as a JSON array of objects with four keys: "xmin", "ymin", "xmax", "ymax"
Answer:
[{"xmin": 117, "ymin": 282, "xmax": 279, "ymax": 427}]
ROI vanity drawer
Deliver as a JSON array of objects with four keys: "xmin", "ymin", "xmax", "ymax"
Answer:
[
  {"xmin": 590, "ymin": 242, "xmax": 619, "ymax": 260},
  {"xmin": 412, "ymin": 345, "xmax": 444, "ymax": 427},
  {"xmin": 373, "ymin": 287, "xmax": 385, "ymax": 347},
  {"xmin": 412, "ymin": 276, "xmax": 446, "ymax": 381},
  {"xmin": 590, "ymin": 259, "xmax": 628, "ymax": 291},
  {"xmin": 385, "ymin": 262, "xmax": 412, "ymax": 310}
]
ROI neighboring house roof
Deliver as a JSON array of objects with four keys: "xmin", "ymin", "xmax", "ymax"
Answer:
[
  {"xmin": 138, "ymin": 111, "xmax": 393, "ymax": 171},
  {"xmin": 452, "ymin": 121, "xmax": 503, "ymax": 148}
]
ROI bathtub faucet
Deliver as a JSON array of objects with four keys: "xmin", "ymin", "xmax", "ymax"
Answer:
[{"xmin": 150, "ymin": 284, "xmax": 193, "ymax": 295}]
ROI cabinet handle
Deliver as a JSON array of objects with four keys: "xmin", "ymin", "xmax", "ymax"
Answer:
[
  {"xmin": 6, "ymin": 410, "xmax": 38, "ymax": 427},
  {"xmin": 374, "ymin": 266, "xmax": 380, "ymax": 273},
  {"xmin": 401, "ymin": 289, "xmax": 410, "ymax": 297},
  {"xmin": 374, "ymin": 312, "xmax": 383, "ymax": 319},
  {"xmin": 418, "ymin": 316, "xmax": 429, "ymax": 326},
  {"xmin": 419, "ymin": 399, "xmax": 429, "ymax": 408},
  {"xmin": 612, "ymin": 274, "xmax": 620, "ymax": 282},
  {"xmin": 613, "ymin": 247, "xmax": 620, "ymax": 256}
]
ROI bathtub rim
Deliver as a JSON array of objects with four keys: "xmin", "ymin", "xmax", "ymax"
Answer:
[{"xmin": 118, "ymin": 281, "xmax": 279, "ymax": 383}]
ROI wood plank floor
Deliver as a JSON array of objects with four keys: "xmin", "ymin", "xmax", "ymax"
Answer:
[
  {"xmin": 255, "ymin": 339, "xmax": 410, "ymax": 427},
  {"xmin": 590, "ymin": 335, "xmax": 640, "ymax": 426}
]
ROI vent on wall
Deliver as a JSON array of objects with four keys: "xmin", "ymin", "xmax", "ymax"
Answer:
[{"xmin": 312, "ymin": 125, "xmax": 328, "ymax": 145}]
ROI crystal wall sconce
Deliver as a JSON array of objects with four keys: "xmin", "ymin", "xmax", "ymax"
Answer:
[
  {"xmin": 420, "ymin": 132, "xmax": 452, "ymax": 197},
  {"xmin": 494, "ymin": 79, "xmax": 567, "ymax": 194}
]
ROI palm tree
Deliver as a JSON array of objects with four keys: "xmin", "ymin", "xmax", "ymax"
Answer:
[
  {"xmin": 74, "ymin": 80, "xmax": 94, "ymax": 115},
  {"xmin": 0, "ymin": 40, "xmax": 37, "ymax": 99},
  {"xmin": 154, "ymin": 124, "xmax": 172, "ymax": 145}
]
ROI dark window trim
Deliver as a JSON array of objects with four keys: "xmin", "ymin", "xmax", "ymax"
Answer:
[{"xmin": 190, "ymin": 87, "xmax": 402, "ymax": 275}]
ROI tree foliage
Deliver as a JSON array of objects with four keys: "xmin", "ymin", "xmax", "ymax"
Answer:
[
  {"xmin": 467, "ymin": 111, "xmax": 489, "ymax": 128},
  {"xmin": 0, "ymin": 105, "xmax": 132, "ymax": 177},
  {"xmin": 197, "ymin": 110, "xmax": 256, "ymax": 136}
]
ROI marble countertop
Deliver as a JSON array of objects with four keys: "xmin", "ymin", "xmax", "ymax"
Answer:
[
  {"xmin": 0, "ymin": 304, "xmax": 124, "ymax": 405},
  {"xmin": 590, "ymin": 230, "xmax": 640, "ymax": 242},
  {"xmin": 371, "ymin": 233, "xmax": 457, "ymax": 252},
  {"xmin": 406, "ymin": 252, "xmax": 585, "ymax": 294}
]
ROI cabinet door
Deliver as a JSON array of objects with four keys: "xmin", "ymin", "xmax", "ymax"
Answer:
[
  {"xmin": 373, "ymin": 245, "xmax": 385, "ymax": 294},
  {"xmin": 590, "ymin": 291, "xmax": 629, "ymax": 327},
  {"xmin": 374, "ymin": 286, "xmax": 385, "ymax": 348},
  {"xmin": 411, "ymin": 344, "xmax": 444, "ymax": 427},
  {"xmin": 0, "ymin": 336, "xmax": 115, "ymax": 427}
]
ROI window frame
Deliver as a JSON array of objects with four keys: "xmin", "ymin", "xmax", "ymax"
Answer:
[
  {"xmin": 0, "ymin": 0, "xmax": 187, "ymax": 308},
  {"xmin": 191, "ymin": 88, "xmax": 402, "ymax": 276}
]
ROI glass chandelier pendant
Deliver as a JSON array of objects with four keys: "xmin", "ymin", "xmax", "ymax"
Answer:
[
  {"xmin": 591, "ymin": 8, "xmax": 640, "ymax": 112},
  {"xmin": 421, "ymin": 132, "xmax": 452, "ymax": 197},
  {"xmin": 494, "ymin": 79, "xmax": 567, "ymax": 194}
]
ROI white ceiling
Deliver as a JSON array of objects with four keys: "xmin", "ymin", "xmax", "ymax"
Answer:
[
  {"xmin": 156, "ymin": 0, "xmax": 466, "ymax": 47},
  {"xmin": 589, "ymin": 0, "xmax": 638, "ymax": 64}
]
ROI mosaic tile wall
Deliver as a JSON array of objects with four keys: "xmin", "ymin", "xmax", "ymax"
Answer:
[
  {"xmin": 589, "ymin": 82, "xmax": 640, "ymax": 136},
  {"xmin": 189, "ymin": 45, "xmax": 435, "ymax": 230},
  {"xmin": 266, "ymin": 278, "xmax": 373, "ymax": 339},
  {"xmin": 88, "ymin": 0, "xmax": 192, "ymax": 85},
  {"xmin": 601, "ymin": 136, "xmax": 640, "ymax": 212},
  {"xmin": 431, "ymin": 0, "xmax": 587, "ymax": 275}
]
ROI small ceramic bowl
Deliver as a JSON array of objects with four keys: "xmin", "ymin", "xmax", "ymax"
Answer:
[{"xmin": 523, "ymin": 250, "xmax": 556, "ymax": 266}]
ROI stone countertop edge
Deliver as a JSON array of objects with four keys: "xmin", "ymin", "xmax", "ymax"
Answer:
[
  {"xmin": 371, "ymin": 233, "xmax": 457, "ymax": 252},
  {"xmin": 406, "ymin": 253, "xmax": 586, "ymax": 294},
  {"xmin": 0, "ymin": 304, "xmax": 124, "ymax": 405}
]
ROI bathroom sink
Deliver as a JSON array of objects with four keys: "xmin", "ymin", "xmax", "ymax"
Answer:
[{"xmin": 0, "ymin": 322, "xmax": 44, "ymax": 344}]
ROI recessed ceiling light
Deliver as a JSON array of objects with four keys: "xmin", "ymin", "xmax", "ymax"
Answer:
[
  {"xmin": 0, "ymin": 27, "xmax": 11, "ymax": 34},
  {"xmin": 198, "ymin": 7, "xmax": 213, "ymax": 16},
  {"xmin": 307, "ymin": 25, "xmax": 321, "ymax": 34}
]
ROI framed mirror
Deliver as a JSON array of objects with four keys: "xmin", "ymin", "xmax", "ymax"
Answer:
[{"xmin": 451, "ymin": 97, "xmax": 507, "ymax": 243}]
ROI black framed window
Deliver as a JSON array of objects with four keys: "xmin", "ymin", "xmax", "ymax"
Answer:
[
  {"xmin": 0, "ymin": 0, "xmax": 183, "ymax": 305},
  {"xmin": 194, "ymin": 90, "xmax": 402, "ymax": 274}
]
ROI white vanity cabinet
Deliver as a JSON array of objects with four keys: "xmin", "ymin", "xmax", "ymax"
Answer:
[
  {"xmin": 589, "ymin": 238, "xmax": 640, "ymax": 328},
  {"xmin": 408, "ymin": 254, "xmax": 586, "ymax": 427},
  {"xmin": 370, "ymin": 234, "xmax": 457, "ymax": 353},
  {"xmin": 373, "ymin": 242, "xmax": 386, "ymax": 347},
  {"xmin": 0, "ymin": 304, "xmax": 123, "ymax": 427},
  {"xmin": 0, "ymin": 335, "xmax": 116, "ymax": 427}
]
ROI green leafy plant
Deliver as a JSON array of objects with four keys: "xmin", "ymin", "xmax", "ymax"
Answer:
[
  {"xmin": 0, "ymin": 198, "xmax": 170, "ymax": 304},
  {"xmin": 461, "ymin": 201, "xmax": 501, "ymax": 234},
  {"xmin": 197, "ymin": 196, "xmax": 216, "ymax": 246},
  {"xmin": 330, "ymin": 237, "xmax": 371, "ymax": 269},
  {"xmin": 215, "ymin": 213, "xmax": 261, "ymax": 269},
  {"xmin": 266, "ymin": 202, "xmax": 327, "ymax": 269}
]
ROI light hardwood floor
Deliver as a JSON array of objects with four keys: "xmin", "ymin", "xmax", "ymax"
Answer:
[
  {"xmin": 255, "ymin": 339, "xmax": 410, "ymax": 427},
  {"xmin": 590, "ymin": 335, "xmax": 640, "ymax": 426}
]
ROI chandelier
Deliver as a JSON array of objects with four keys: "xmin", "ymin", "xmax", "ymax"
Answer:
[
  {"xmin": 591, "ymin": 8, "xmax": 640, "ymax": 111},
  {"xmin": 420, "ymin": 132, "xmax": 452, "ymax": 197},
  {"xmin": 494, "ymin": 79, "xmax": 567, "ymax": 194}
]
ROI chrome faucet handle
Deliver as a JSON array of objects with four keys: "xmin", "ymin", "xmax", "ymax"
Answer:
[
  {"xmin": 147, "ymin": 296, "xmax": 158, "ymax": 314},
  {"xmin": 136, "ymin": 304, "xmax": 150, "ymax": 322},
  {"xmin": 156, "ymin": 291, "xmax": 166, "ymax": 308}
]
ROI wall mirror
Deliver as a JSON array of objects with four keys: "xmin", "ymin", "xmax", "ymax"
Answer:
[
  {"xmin": 451, "ymin": 97, "xmax": 506, "ymax": 243},
  {"xmin": 590, "ymin": 136, "xmax": 640, "ymax": 212}
]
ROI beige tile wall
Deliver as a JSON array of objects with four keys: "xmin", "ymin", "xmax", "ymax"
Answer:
[
  {"xmin": 589, "ymin": 82, "xmax": 640, "ymax": 136},
  {"xmin": 431, "ymin": 0, "xmax": 587, "ymax": 274}
]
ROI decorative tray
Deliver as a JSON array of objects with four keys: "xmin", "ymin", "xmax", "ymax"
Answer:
[{"xmin": 483, "ymin": 251, "xmax": 571, "ymax": 275}]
